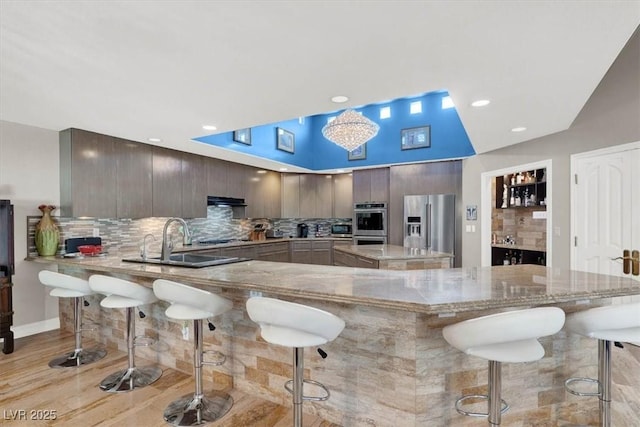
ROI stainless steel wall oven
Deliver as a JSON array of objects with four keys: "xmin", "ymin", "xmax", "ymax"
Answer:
[{"xmin": 353, "ymin": 202, "xmax": 387, "ymax": 236}]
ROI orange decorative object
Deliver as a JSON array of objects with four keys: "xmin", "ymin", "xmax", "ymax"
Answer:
[{"xmin": 77, "ymin": 245, "xmax": 102, "ymax": 255}]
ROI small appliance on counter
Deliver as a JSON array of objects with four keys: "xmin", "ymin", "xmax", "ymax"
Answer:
[
  {"xmin": 65, "ymin": 237, "xmax": 103, "ymax": 254},
  {"xmin": 265, "ymin": 228, "xmax": 284, "ymax": 239},
  {"xmin": 297, "ymin": 223, "xmax": 309, "ymax": 238},
  {"xmin": 330, "ymin": 223, "xmax": 352, "ymax": 238}
]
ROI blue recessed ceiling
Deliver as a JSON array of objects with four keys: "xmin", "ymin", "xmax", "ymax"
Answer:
[{"xmin": 194, "ymin": 91, "xmax": 475, "ymax": 170}]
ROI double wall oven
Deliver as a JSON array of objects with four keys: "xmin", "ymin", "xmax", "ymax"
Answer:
[{"xmin": 353, "ymin": 202, "xmax": 387, "ymax": 245}]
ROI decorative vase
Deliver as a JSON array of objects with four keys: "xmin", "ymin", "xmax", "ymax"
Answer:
[{"xmin": 35, "ymin": 204, "xmax": 60, "ymax": 256}]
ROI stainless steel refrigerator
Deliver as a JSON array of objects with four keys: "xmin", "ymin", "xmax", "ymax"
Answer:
[{"xmin": 403, "ymin": 194, "xmax": 455, "ymax": 255}]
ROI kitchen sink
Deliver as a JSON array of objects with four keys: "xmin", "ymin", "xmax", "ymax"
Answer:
[{"xmin": 122, "ymin": 253, "xmax": 250, "ymax": 268}]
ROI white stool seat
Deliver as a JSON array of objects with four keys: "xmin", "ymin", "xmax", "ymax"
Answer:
[
  {"xmin": 153, "ymin": 279, "xmax": 233, "ymax": 320},
  {"xmin": 38, "ymin": 270, "xmax": 107, "ymax": 368},
  {"xmin": 89, "ymin": 275, "xmax": 157, "ymax": 308},
  {"xmin": 246, "ymin": 297, "xmax": 345, "ymax": 348},
  {"xmin": 442, "ymin": 307, "xmax": 565, "ymax": 425},
  {"xmin": 565, "ymin": 302, "xmax": 640, "ymax": 342},
  {"xmin": 39, "ymin": 270, "xmax": 94, "ymax": 298},
  {"xmin": 152, "ymin": 279, "xmax": 234, "ymax": 426},
  {"xmin": 88, "ymin": 274, "xmax": 161, "ymax": 393},
  {"xmin": 443, "ymin": 307, "xmax": 565, "ymax": 363}
]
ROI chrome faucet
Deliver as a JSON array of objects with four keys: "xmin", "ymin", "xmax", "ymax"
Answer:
[
  {"xmin": 161, "ymin": 218, "xmax": 192, "ymax": 261},
  {"xmin": 140, "ymin": 233, "xmax": 157, "ymax": 260}
]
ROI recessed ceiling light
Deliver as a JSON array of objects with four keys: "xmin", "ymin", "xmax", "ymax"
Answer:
[
  {"xmin": 256, "ymin": 170, "xmax": 267, "ymax": 174},
  {"xmin": 336, "ymin": 169, "xmax": 345, "ymax": 173},
  {"xmin": 202, "ymin": 125, "xmax": 217, "ymax": 131},
  {"xmin": 148, "ymin": 138, "xmax": 161, "ymax": 142},
  {"xmin": 511, "ymin": 127, "xmax": 527, "ymax": 132},
  {"xmin": 471, "ymin": 99, "xmax": 490, "ymax": 107},
  {"xmin": 331, "ymin": 95, "xmax": 349, "ymax": 103},
  {"xmin": 279, "ymin": 168, "xmax": 288, "ymax": 171}
]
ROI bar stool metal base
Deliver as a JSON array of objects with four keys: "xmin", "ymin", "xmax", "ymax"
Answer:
[
  {"xmin": 48, "ymin": 348, "xmax": 106, "ymax": 368},
  {"xmin": 455, "ymin": 394, "xmax": 510, "ymax": 417},
  {"xmin": 163, "ymin": 391, "xmax": 233, "ymax": 426},
  {"xmin": 99, "ymin": 366, "xmax": 162, "ymax": 393}
]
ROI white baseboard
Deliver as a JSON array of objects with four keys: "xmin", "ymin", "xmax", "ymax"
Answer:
[{"xmin": 0, "ymin": 317, "xmax": 60, "ymax": 342}]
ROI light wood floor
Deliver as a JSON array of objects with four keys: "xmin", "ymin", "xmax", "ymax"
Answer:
[
  {"xmin": 0, "ymin": 330, "xmax": 337, "ymax": 427},
  {"xmin": 2, "ymin": 331, "xmax": 639, "ymax": 426}
]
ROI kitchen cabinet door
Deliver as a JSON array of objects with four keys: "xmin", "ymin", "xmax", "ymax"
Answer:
[
  {"xmin": 353, "ymin": 168, "xmax": 389, "ymax": 203},
  {"xmin": 206, "ymin": 157, "xmax": 229, "ymax": 197},
  {"xmin": 60, "ymin": 128, "xmax": 117, "ymax": 218},
  {"xmin": 333, "ymin": 173, "xmax": 353, "ymax": 218},
  {"xmin": 311, "ymin": 240, "xmax": 332, "ymax": 265},
  {"xmin": 255, "ymin": 242, "xmax": 289, "ymax": 262},
  {"xmin": 181, "ymin": 152, "xmax": 207, "ymax": 218},
  {"xmin": 315, "ymin": 175, "xmax": 333, "ymax": 218},
  {"xmin": 281, "ymin": 174, "xmax": 300, "ymax": 218},
  {"xmin": 370, "ymin": 168, "xmax": 390, "ymax": 202},
  {"xmin": 115, "ymin": 138, "xmax": 152, "ymax": 218},
  {"xmin": 299, "ymin": 175, "xmax": 317, "ymax": 218},
  {"xmin": 263, "ymin": 171, "xmax": 282, "ymax": 218},
  {"xmin": 221, "ymin": 245, "xmax": 256, "ymax": 259},
  {"xmin": 352, "ymin": 169, "xmax": 371, "ymax": 203},
  {"xmin": 226, "ymin": 162, "xmax": 248, "ymax": 200},
  {"xmin": 291, "ymin": 241, "xmax": 312, "ymax": 264},
  {"xmin": 152, "ymin": 146, "xmax": 182, "ymax": 217}
]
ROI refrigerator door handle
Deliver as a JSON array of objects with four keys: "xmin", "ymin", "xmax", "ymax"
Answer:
[{"xmin": 426, "ymin": 203, "xmax": 431, "ymax": 249}]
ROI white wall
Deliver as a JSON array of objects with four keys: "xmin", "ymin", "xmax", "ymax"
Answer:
[
  {"xmin": 0, "ymin": 120, "xmax": 60, "ymax": 337},
  {"xmin": 462, "ymin": 28, "xmax": 640, "ymax": 268}
]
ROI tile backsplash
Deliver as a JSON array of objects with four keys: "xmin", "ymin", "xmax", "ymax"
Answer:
[{"xmin": 27, "ymin": 206, "xmax": 351, "ymax": 256}]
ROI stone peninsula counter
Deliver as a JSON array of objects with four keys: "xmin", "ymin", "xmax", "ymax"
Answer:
[
  {"xmin": 30, "ymin": 255, "xmax": 640, "ymax": 426},
  {"xmin": 333, "ymin": 244, "xmax": 453, "ymax": 270}
]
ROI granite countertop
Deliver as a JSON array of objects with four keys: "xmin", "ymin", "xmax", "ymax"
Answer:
[
  {"xmin": 334, "ymin": 244, "xmax": 453, "ymax": 261},
  {"xmin": 29, "ymin": 254, "xmax": 640, "ymax": 315}
]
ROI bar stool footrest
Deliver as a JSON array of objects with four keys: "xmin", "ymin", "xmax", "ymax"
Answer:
[
  {"xmin": 284, "ymin": 379, "xmax": 330, "ymax": 402},
  {"xmin": 455, "ymin": 394, "xmax": 509, "ymax": 417},
  {"xmin": 133, "ymin": 335, "xmax": 156, "ymax": 347},
  {"xmin": 202, "ymin": 350, "xmax": 226, "ymax": 366},
  {"xmin": 564, "ymin": 377, "xmax": 601, "ymax": 397}
]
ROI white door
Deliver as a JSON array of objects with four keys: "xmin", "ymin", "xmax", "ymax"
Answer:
[{"xmin": 572, "ymin": 142, "xmax": 640, "ymax": 284}]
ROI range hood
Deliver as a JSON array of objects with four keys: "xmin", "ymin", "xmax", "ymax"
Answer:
[{"xmin": 207, "ymin": 196, "xmax": 247, "ymax": 207}]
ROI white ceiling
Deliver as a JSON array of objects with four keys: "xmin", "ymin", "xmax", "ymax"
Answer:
[{"xmin": 1, "ymin": 1, "xmax": 639, "ymax": 171}]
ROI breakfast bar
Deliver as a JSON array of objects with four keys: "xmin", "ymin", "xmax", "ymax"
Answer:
[{"xmin": 30, "ymin": 254, "xmax": 640, "ymax": 426}]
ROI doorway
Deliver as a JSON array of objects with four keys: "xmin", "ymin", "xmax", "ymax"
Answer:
[
  {"xmin": 480, "ymin": 159, "xmax": 553, "ymax": 267},
  {"xmin": 571, "ymin": 141, "xmax": 640, "ymax": 288}
]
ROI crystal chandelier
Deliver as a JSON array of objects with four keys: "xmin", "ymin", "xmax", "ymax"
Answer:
[{"xmin": 321, "ymin": 109, "xmax": 380, "ymax": 151}]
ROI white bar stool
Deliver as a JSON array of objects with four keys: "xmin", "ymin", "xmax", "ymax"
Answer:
[
  {"xmin": 246, "ymin": 297, "xmax": 345, "ymax": 427},
  {"xmin": 563, "ymin": 302, "xmax": 640, "ymax": 427},
  {"xmin": 153, "ymin": 279, "xmax": 234, "ymax": 426},
  {"xmin": 38, "ymin": 270, "xmax": 106, "ymax": 368},
  {"xmin": 88, "ymin": 274, "xmax": 162, "ymax": 392},
  {"xmin": 442, "ymin": 307, "xmax": 565, "ymax": 425}
]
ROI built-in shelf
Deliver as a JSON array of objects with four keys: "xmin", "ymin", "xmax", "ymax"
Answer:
[{"xmin": 495, "ymin": 169, "xmax": 547, "ymax": 209}]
